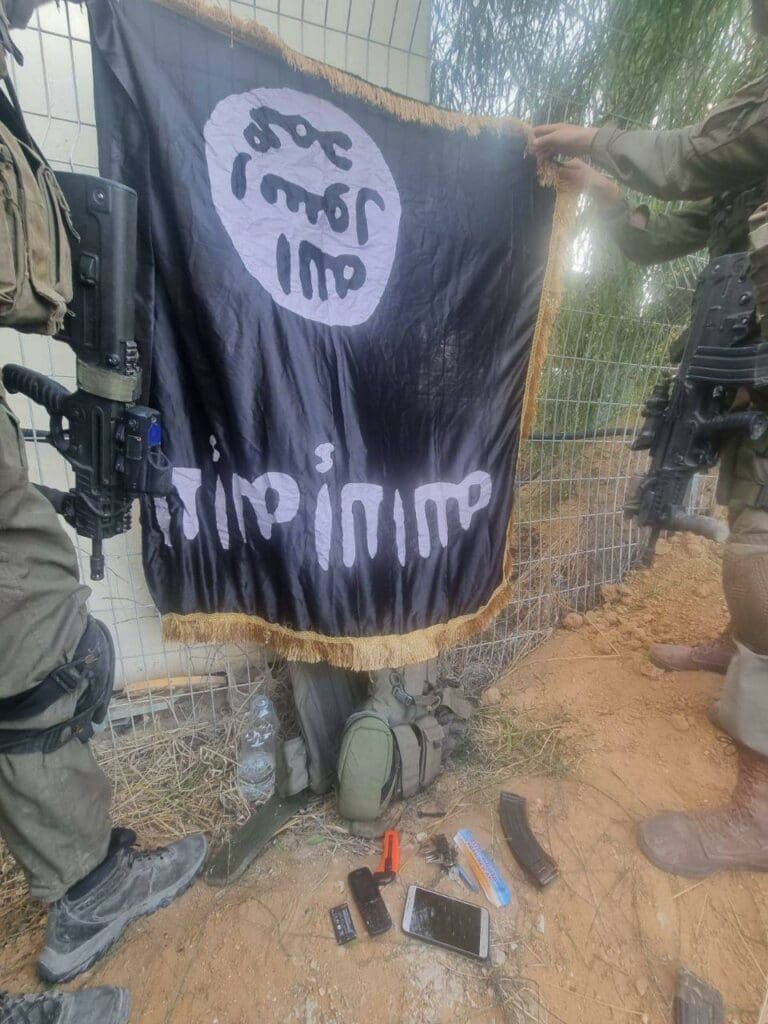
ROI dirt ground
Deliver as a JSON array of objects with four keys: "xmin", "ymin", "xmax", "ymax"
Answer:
[{"xmin": 3, "ymin": 531, "xmax": 767, "ymax": 1023}]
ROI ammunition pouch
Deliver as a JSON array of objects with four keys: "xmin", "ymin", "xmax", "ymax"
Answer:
[
  {"xmin": 0, "ymin": 12, "xmax": 73, "ymax": 335},
  {"xmin": 722, "ymin": 478, "xmax": 768, "ymax": 511},
  {"xmin": 716, "ymin": 430, "xmax": 768, "ymax": 512},
  {"xmin": 0, "ymin": 617, "xmax": 115, "ymax": 754}
]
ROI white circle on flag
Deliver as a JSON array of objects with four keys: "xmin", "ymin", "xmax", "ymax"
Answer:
[{"xmin": 204, "ymin": 88, "xmax": 401, "ymax": 327}]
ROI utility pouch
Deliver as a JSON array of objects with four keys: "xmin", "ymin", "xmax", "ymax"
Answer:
[
  {"xmin": 336, "ymin": 712, "xmax": 396, "ymax": 822},
  {"xmin": 413, "ymin": 714, "xmax": 444, "ymax": 789},
  {"xmin": 392, "ymin": 724, "xmax": 421, "ymax": 799},
  {"xmin": 390, "ymin": 714, "xmax": 446, "ymax": 802},
  {"xmin": 0, "ymin": 9, "xmax": 73, "ymax": 334},
  {"xmin": 716, "ymin": 429, "xmax": 768, "ymax": 511},
  {"xmin": 284, "ymin": 659, "xmax": 473, "ymax": 826},
  {"xmin": 336, "ymin": 660, "xmax": 474, "ymax": 824}
]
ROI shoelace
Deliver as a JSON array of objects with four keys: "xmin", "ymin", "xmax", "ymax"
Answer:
[{"xmin": 127, "ymin": 844, "xmax": 175, "ymax": 867}]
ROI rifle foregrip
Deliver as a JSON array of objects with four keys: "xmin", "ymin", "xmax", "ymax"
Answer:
[
  {"xmin": 2, "ymin": 364, "xmax": 69, "ymax": 415},
  {"xmin": 666, "ymin": 512, "xmax": 729, "ymax": 543},
  {"xmin": 699, "ymin": 410, "xmax": 768, "ymax": 442}
]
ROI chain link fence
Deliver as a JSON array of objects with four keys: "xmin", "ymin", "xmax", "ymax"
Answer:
[{"xmin": 0, "ymin": 0, "xmax": 694, "ymax": 748}]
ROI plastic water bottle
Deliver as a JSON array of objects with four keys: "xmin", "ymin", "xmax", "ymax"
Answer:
[
  {"xmin": 249, "ymin": 694, "xmax": 279, "ymax": 733},
  {"xmin": 237, "ymin": 694, "xmax": 279, "ymax": 803}
]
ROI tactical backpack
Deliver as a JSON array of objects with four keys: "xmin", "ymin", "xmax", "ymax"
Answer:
[
  {"xmin": 0, "ymin": 2, "xmax": 73, "ymax": 335},
  {"xmin": 281, "ymin": 661, "xmax": 472, "ymax": 835}
]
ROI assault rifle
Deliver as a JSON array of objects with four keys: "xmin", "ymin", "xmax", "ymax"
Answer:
[
  {"xmin": 626, "ymin": 252, "xmax": 768, "ymax": 557},
  {"xmin": 2, "ymin": 173, "xmax": 171, "ymax": 580}
]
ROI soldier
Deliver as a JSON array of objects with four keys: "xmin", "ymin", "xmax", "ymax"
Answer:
[
  {"xmin": 531, "ymin": 0, "xmax": 768, "ymax": 878},
  {"xmin": 545, "ymin": 168, "xmax": 746, "ymax": 681},
  {"xmin": 0, "ymin": 3, "xmax": 206, "ymax": 1022}
]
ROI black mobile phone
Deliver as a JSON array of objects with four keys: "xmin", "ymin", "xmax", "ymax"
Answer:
[
  {"xmin": 347, "ymin": 867, "xmax": 392, "ymax": 937},
  {"xmin": 402, "ymin": 885, "xmax": 490, "ymax": 960}
]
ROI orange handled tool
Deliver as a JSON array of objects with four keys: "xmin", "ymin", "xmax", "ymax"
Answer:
[{"xmin": 373, "ymin": 830, "xmax": 400, "ymax": 886}]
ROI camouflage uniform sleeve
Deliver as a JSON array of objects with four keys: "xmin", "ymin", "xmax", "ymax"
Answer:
[
  {"xmin": 600, "ymin": 197, "xmax": 712, "ymax": 265},
  {"xmin": 590, "ymin": 74, "xmax": 768, "ymax": 201}
]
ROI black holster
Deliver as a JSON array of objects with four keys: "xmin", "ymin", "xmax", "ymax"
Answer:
[{"xmin": 0, "ymin": 617, "xmax": 115, "ymax": 754}]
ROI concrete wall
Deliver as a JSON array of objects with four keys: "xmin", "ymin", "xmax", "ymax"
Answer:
[{"xmin": 1, "ymin": 0, "xmax": 430, "ymax": 686}]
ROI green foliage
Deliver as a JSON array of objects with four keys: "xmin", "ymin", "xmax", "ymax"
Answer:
[
  {"xmin": 431, "ymin": 1, "xmax": 764, "ymax": 430},
  {"xmin": 431, "ymin": 0, "xmax": 759, "ymax": 126}
]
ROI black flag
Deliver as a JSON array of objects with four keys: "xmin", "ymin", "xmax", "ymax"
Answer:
[{"xmin": 88, "ymin": 0, "xmax": 570, "ymax": 669}]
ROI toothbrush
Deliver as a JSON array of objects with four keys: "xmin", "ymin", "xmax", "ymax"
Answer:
[{"xmin": 454, "ymin": 828, "xmax": 512, "ymax": 908}]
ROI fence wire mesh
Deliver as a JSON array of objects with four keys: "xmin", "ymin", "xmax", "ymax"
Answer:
[{"xmin": 0, "ymin": 0, "xmax": 699, "ymax": 751}]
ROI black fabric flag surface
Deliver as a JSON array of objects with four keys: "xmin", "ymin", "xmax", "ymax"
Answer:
[{"xmin": 88, "ymin": 0, "xmax": 570, "ymax": 669}]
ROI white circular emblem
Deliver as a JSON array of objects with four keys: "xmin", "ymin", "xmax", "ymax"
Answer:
[{"xmin": 204, "ymin": 88, "xmax": 401, "ymax": 327}]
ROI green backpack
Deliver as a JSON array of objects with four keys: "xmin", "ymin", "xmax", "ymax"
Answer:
[{"xmin": 0, "ymin": 2, "xmax": 73, "ymax": 335}]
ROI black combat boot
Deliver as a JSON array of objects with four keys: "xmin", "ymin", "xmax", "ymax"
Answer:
[
  {"xmin": 0, "ymin": 988, "xmax": 130, "ymax": 1024},
  {"xmin": 37, "ymin": 828, "xmax": 207, "ymax": 983}
]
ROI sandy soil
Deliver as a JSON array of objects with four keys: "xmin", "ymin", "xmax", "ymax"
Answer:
[{"xmin": 2, "ymin": 532, "xmax": 767, "ymax": 1024}]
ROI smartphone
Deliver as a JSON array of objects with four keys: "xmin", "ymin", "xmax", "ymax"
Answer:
[
  {"xmin": 402, "ymin": 885, "xmax": 490, "ymax": 960},
  {"xmin": 347, "ymin": 867, "xmax": 392, "ymax": 936}
]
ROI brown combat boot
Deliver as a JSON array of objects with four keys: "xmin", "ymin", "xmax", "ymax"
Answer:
[
  {"xmin": 638, "ymin": 746, "xmax": 768, "ymax": 877},
  {"xmin": 648, "ymin": 638, "xmax": 735, "ymax": 674}
]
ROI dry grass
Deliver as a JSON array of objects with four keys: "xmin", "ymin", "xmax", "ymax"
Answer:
[
  {"xmin": 0, "ymin": 693, "xmax": 576, "ymax": 952},
  {"xmin": 0, "ymin": 721, "xmax": 255, "ymax": 951},
  {"xmin": 469, "ymin": 706, "xmax": 574, "ymax": 781},
  {"xmin": 0, "ymin": 839, "xmax": 45, "ymax": 950},
  {"xmin": 490, "ymin": 971, "xmax": 547, "ymax": 1024},
  {"xmin": 105, "ymin": 721, "xmax": 250, "ymax": 842}
]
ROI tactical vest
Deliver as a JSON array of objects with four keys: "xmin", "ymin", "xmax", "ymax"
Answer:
[
  {"xmin": 0, "ymin": 2, "xmax": 73, "ymax": 335},
  {"xmin": 671, "ymin": 180, "xmax": 768, "ymax": 365},
  {"xmin": 709, "ymin": 180, "xmax": 768, "ymax": 512},
  {"xmin": 709, "ymin": 178, "xmax": 768, "ymax": 258}
]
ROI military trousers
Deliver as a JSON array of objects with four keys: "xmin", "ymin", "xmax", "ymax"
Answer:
[
  {"xmin": 716, "ymin": 433, "xmax": 768, "ymax": 758},
  {"xmin": 0, "ymin": 384, "xmax": 112, "ymax": 902}
]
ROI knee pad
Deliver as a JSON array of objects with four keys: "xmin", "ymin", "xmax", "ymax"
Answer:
[{"xmin": 723, "ymin": 538, "xmax": 768, "ymax": 654}]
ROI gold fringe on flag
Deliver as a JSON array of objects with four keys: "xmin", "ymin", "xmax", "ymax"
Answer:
[
  {"xmin": 155, "ymin": 0, "xmax": 578, "ymax": 668},
  {"xmin": 157, "ymin": 0, "xmax": 530, "ymax": 139}
]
